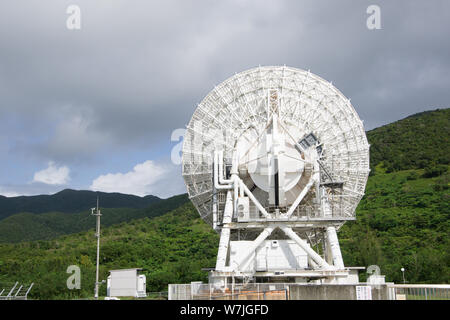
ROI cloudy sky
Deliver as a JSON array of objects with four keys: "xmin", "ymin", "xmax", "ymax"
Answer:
[{"xmin": 0, "ymin": 0, "xmax": 449, "ymax": 198}]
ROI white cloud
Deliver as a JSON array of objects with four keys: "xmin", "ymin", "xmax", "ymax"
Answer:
[
  {"xmin": 90, "ymin": 160, "xmax": 178, "ymax": 197},
  {"xmin": 33, "ymin": 161, "xmax": 71, "ymax": 185}
]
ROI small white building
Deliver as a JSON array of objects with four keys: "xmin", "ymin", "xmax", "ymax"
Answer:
[{"xmin": 107, "ymin": 268, "xmax": 147, "ymax": 298}]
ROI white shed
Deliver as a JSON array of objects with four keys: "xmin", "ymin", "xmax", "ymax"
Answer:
[{"xmin": 107, "ymin": 268, "xmax": 146, "ymax": 298}]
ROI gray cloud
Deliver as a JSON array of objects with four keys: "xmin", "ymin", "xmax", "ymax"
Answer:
[{"xmin": 0, "ymin": 0, "xmax": 449, "ymax": 165}]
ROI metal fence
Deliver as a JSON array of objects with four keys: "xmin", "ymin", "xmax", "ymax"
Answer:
[
  {"xmin": 169, "ymin": 283, "xmax": 290, "ymax": 300},
  {"xmin": 146, "ymin": 291, "xmax": 168, "ymax": 300},
  {"xmin": 387, "ymin": 284, "xmax": 450, "ymax": 300},
  {"xmin": 169, "ymin": 283, "xmax": 450, "ymax": 300},
  {"xmin": 0, "ymin": 282, "xmax": 34, "ymax": 300}
]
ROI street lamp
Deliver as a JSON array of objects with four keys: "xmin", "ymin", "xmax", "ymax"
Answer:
[{"xmin": 400, "ymin": 267, "xmax": 406, "ymax": 284}]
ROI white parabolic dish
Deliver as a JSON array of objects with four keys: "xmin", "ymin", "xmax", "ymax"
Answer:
[{"xmin": 182, "ymin": 66, "xmax": 370, "ymax": 229}]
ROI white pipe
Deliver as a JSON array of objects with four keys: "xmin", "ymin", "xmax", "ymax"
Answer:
[
  {"xmin": 326, "ymin": 226, "xmax": 345, "ymax": 269},
  {"xmin": 219, "ymin": 150, "xmax": 233, "ymax": 184},
  {"xmin": 231, "ymin": 150, "xmax": 239, "ymax": 175},
  {"xmin": 216, "ymin": 150, "xmax": 270, "ymax": 219},
  {"xmin": 215, "ymin": 191, "xmax": 234, "ymax": 271},
  {"xmin": 214, "ymin": 151, "xmax": 233, "ymax": 189},
  {"xmin": 212, "ymin": 171, "xmax": 218, "ymax": 230},
  {"xmin": 233, "ymin": 174, "xmax": 239, "ymax": 218},
  {"xmin": 281, "ymin": 227, "xmax": 332, "ymax": 270},
  {"xmin": 212, "ymin": 196, "xmax": 218, "ymax": 230},
  {"xmin": 239, "ymin": 179, "xmax": 244, "ymax": 197},
  {"xmin": 285, "ymin": 171, "xmax": 319, "ymax": 217},
  {"xmin": 230, "ymin": 150, "xmax": 239, "ymax": 218},
  {"xmin": 226, "ymin": 226, "xmax": 274, "ymax": 272}
]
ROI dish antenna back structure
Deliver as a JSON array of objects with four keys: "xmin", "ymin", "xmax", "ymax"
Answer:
[{"xmin": 182, "ymin": 66, "xmax": 369, "ymax": 286}]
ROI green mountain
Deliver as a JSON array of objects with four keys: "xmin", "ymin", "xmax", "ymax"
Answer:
[
  {"xmin": 0, "ymin": 194, "xmax": 188, "ymax": 243},
  {"xmin": 0, "ymin": 189, "xmax": 160, "ymax": 220},
  {"xmin": 0, "ymin": 108, "xmax": 448, "ymax": 299},
  {"xmin": 367, "ymin": 108, "xmax": 449, "ymax": 173}
]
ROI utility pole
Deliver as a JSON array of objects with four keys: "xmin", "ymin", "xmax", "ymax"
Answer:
[{"xmin": 91, "ymin": 197, "xmax": 102, "ymax": 300}]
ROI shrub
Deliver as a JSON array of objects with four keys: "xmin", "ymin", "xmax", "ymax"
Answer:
[
  {"xmin": 422, "ymin": 165, "xmax": 448, "ymax": 178},
  {"xmin": 406, "ymin": 171, "xmax": 419, "ymax": 180}
]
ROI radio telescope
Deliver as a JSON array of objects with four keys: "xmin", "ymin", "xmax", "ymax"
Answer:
[{"xmin": 182, "ymin": 66, "xmax": 369, "ymax": 286}]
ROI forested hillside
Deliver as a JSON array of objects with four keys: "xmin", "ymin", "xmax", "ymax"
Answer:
[
  {"xmin": 0, "ymin": 108, "xmax": 448, "ymax": 299},
  {"xmin": 340, "ymin": 168, "xmax": 449, "ymax": 284},
  {"xmin": 0, "ymin": 202, "xmax": 218, "ymax": 299},
  {"xmin": 0, "ymin": 194, "xmax": 188, "ymax": 243},
  {"xmin": 367, "ymin": 108, "xmax": 449, "ymax": 173},
  {"xmin": 0, "ymin": 167, "xmax": 447, "ymax": 299}
]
